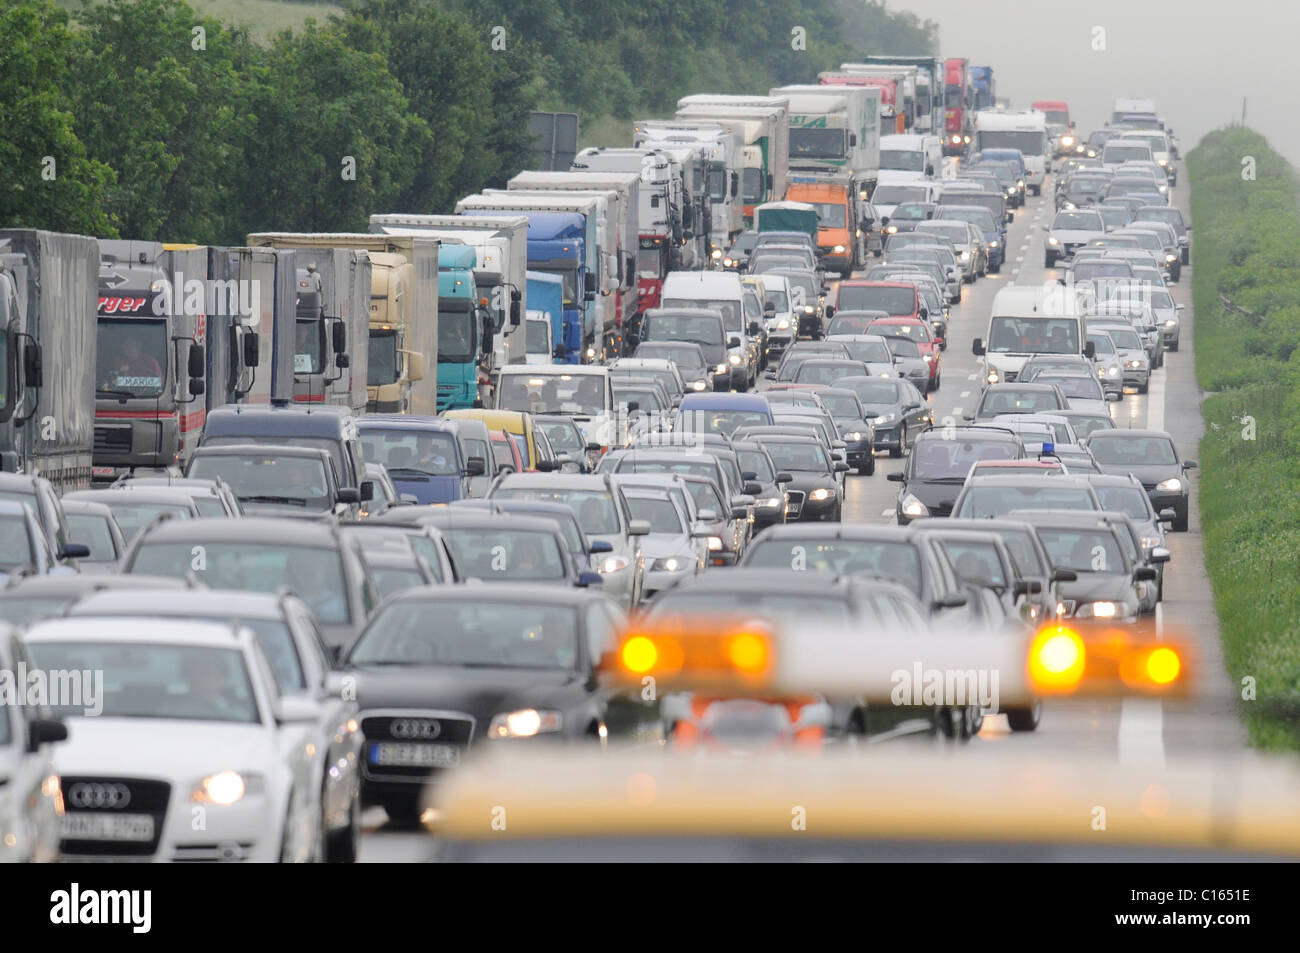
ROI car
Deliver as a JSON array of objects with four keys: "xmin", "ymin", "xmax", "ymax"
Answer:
[
  {"xmin": 0, "ymin": 499, "xmax": 62, "ymax": 583},
  {"xmin": 728, "ymin": 440, "xmax": 791, "ymax": 532},
  {"xmin": 636, "ymin": 308, "xmax": 732, "ymax": 391},
  {"xmin": 830, "ymin": 375, "xmax": 932, "ymax": 458},
  {"xmin": 951, "ymin": 475, "xmax": 1103, "ymax": 519},
  {"xmin": 416, "ymin": 510, "xmax": 601, "ymax": 592},
  {"xmin": 768, "ymin": 269, "xmax": 827, "ymax": 340},
  {"xmin": 880, "ymin": 247, "xmax": 961, "ymax": 302},
  {"xmin": 884, "ymin": 201, "xmax": 938, "ymax": 234},
  {"xmin": 64, "ymin": 587, "xmax": 367, "ymax": 861},
  {"xmin": 913, "ymin": 220, "xmax": 985, "ymax": 280},
  {"xmin": 771, "ymin": 345, "xmax": 853, "ymax": 383},
  {"xmin": 1054, "ymin": 409, "xmax": 1115, "ymax": 441},
  {"xmin": 520, "ymin": 415, "xmax": 597, "ymax": 475},
  {"xmin": 866, "ymin": 317, "xmax": 941, "ymax": 391},
  {"xmin": 1017, "ymin": 353, "xmax": 1097, "ymax": 385},
  {"xmin": 358, "ymin": 416, "xmax": 483, "ymax": 504},
  {"xmin": 25, "ymin": 617, "xmax": 330, "ymax": 862},
  {"xmin": 966, "ymin": 458, "xmax": 1066, "ymax": 479},
  {"xmin": 1083, "ymin": 429, "xmax": 1196, "ymax": 531},
  {"xmin": 744, "ymin": 433, "xmax": 845, "ymax": 522},
  {"xmin": 632, "ymin": 340, "xmax": 715, "ymax": 393},
  {"xmin": 986, "ymin": 413, "xmax": 1079, "ymax": 446},
  {"xmin": 0, "ymin": 574, "xmax": 193, "ymax": 626},
  {"xmin": 59, "ymin": 499, "xmax": 127, "ymax": 573},
  {"xmin": 889, "ymin": 427, "xmax": 1025, "ymax": 523},
  {"xmin": 824, "ymin": 310, "xmax": 891, "ymax": 337},
  {"xmin": 1135, "ymin": 205, "xmax": 1190, "ymax": 263},
  {"xmin": 824, "ymin": 334, "xmax": 901, "ymax": 376},
  {"xmin": 1085, "ymin": 473, "xmax": 1175, "ymax": 589},
  {"xmin": 828, "ymin": 281, "xmax": 922, "ymax": 324},
  {"xmin": 722, "ymin": 230, "xmax": 758, "ymax": 271},
  {"xmin": 613, "ymin": 377, "xmax": 673, "ymax": 440},
  {"xmin": 184, "ymin": 445, "xmax": 357, "ymax": 520},
  {"xmin": 673, "ymin": 392, "xmax": 774, "ymax": 438},
  {"xmin": 1124, "ymin": 221, "xmax": 1183, "ymax": 281},
  {"xmin": 609, "ymin": 359, "xmax": 686, "ymax": 409},
  {"xmin": 619, "ymin": 484, "xmax": 708, "ymax": 598},
  {"xmin": 1002, "ymin": 511, "xmax": 1155, "ymax": 627},
  {"xmin": 805, "ymin": 387, "xmax": 878, "ymax": 476},
  {"xmin": 341, "ymin": 586, "xmax": 627, "ymax": 823},
  {"xmin": 1043, "ymin": 209, "xmax": 1107, "ymax": 267},
  {"xmin": 487, "ymin": 473, "xmax": 650, "ymax": 606},
  {"xmin": 121, "ymin": 517, "xmax": 381, "ymax": 655},
  {"xmin": 1089, "ymin": 322, "xmax": 1152, "ymax": 393},
  {"xmin": 793, "ymin": 358, "xmax": 873, "ymax": 388},
  {"xmin": 1085, "ymin": 329, "xmax": 1127, "ymax": 399},
  {"xmin": 967, "ymin": 383, "xmax": 1068, "ymax": 422},
  {"xmin": 0, "ymin": 473, "xmax": 87, "ymax": 566},
  {"xmin": 935, "ymin": 205, "xmax": 1005, "ymax": 271},
  {"xmin": 110, "ymin": 475, "xmax": 243, "ymax": 517},
  {"xmin": 1049, "ymin": 443, "xmax": 1103, "ymax": 474},
  {"xmin": 1026, "ymin": 371, "xmax": 1112, "ymax": 411},
  {"xmin": 753, "ymin": 273, "xmax": 799, "ymax": 361},
  {"xmin": 0, "ymin": 629, "xmax": 67, "ymax": 862}
]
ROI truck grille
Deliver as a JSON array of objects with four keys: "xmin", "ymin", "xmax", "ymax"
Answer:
[{"xmin": 94, "ymin": 426, "xmax": 132, "ymax": 452}]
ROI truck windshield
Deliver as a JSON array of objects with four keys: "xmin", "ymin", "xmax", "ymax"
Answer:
[
  {"xmin": 945, "ymin": 84, "xmax": 963, "ymax": 107},
  {"xmin": 438, "ymin": 299, "xmax": 476, "ymax": 364},
  {"xmin": 368, "ymin": 328, "xmax": 398, "ymax": 386},
  {"xmin": 1042, "ymin": 110, "xmax": 1069, "ymax": 125},
  {"xmin": 790, "ymin": 129, "xmax": 847, "ymax": 160},
  {"xmin": 707, "ymin": 163, "xmax": 727, "ymax": 202},
  {"xmin": 742, "ymin": 168, "xmax": 764, "ymax": 203},
  {"xmin": 881, "ymin": 150, "xmax": 926, "ymax": 172},
  {"xmin": 810, "ymin": 203, "xmax": 847, "ymax": 228},
  {"xmin": 526, "ymin": 319, "xmax": 552, "ymax": 354},
  {"xmin": 294, "ymin": 319, "xmax": 325, "ymax": 374},
  {"xmin": 987, "ymin": 317, "xmax": 1080, "ymax": 354},
  {"xmin": 977, "ymin": 131, "xmax": 1045, "ymax": 154},
  {"xmin": 535, "ymin": 267, "xmax": 578, "ymax": 308},
  {"xmin": 96, "ymin": 319, "xmax": 167, "ymax": 398}
]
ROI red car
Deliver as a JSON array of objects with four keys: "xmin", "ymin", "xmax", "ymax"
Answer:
[
  {"xmin": 866, "ymin": 316, "xmax": 942, "ymax": 391},
  {"xmin": 829, "ymin": 281, "xmax": 923, "ymax": 324}
]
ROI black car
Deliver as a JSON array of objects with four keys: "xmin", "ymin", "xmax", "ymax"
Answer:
[
  {"xmin": 830, "ymin": 375, "xmax": 931, "ymax": 458},
  {"xmin": 805, "ymin": 387, "xmax": 878, "ymax": 475},
  {"xmin": 343, "ymin": 586, "xmax": 627, "ymax": 822},
  {"xmin": 1084, "ymin": 429, "xmax": 1196, "ymax": 531},
  {"xmin": 730, "ymin": 439, "xmax": 792, "ymax": 531},
  {"xmin": 748, "ymin": 435, "xmax": 846, "ymax": 522},
  {"xmin": 889, "ymin": 426, "xmax": 1024, "ymax": 523}
]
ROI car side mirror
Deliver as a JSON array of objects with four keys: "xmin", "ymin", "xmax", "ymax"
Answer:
[
  {"xmin": 697, "ymin": 508, "xmax": 718, "ymax": 521},
  {"xmin": 764, "ymin": 303, "xmax": 776, "ymax": 316},
  {"xmin": 748, "ymin": 322, "xmax": 762, "ymax": 336},
  {"xmin": 728, "ymin": 336, "xmax": 742, "ymax": 349},
  {"xmin": 576, "ymin": 570, "xmax": 604, "ymax": 588},
  {"xmin": 834, "ymin": 462, "xmax": 850, "ymax": 472},
  {"xmin": 337, "ymin": 487, "xmax": 360, "ymax": 504},
  {"xmin": 27, "ymin": 717, "xmax": 67, "ymax": 752},
  {"xmin": 1134, "ymin": 566, "xmax": 1157, "ymax": 582},
  {"xmin": 971, "ymin": 338, "xmax": 985, "ymax": 356},
  {"xmin": 1158, "ymin": 508, "xmax": 1176, "ymax": 523},
  {"xmin": 274, "ymin": 696, "xmax": 322, "ymax": 725},
  {"xmin": 399, "ymin": 493, "xmax": 419, "ymax": 505},
  {"xmin": 823, "ymin": 305, "xmax": 836, "ymax": 319},
  {"xmin": 628, "ymin": 519, "xmax": 652, "ymax": 536},
  {"xmin": 331, "ymin": 321, "xmax": 347, "ymax": 354},
  {"xmin": 730, "ymin": 504, "xmax": 747, "ymax": 519},
  {"xmin": 335, "ymin": 353, "xmax": 351, "ymax": 369},
  {"xmin": 1182, "ymin": 460, "xmax": 1197, "ymax": 470},
  {"xmin": 1084, "ymin": 341, "xmax": 1096, "ymax": 358},
  {"xmin": 58, "ymin": 543, "xmax": 91, "ymax": 560},
  {"xmin": 588, "ymin": 539, "xmax": 614, "ymax": 554},
  {"xmin": 932, "ymin": 594, "xmax": 967, "ymax": 610},
  {"xmin": 691, "ymin": 525, "xmax": 714, "ymax": 538},
  {"xmin": 774, "ymin": 472, "xmax": 793, "ymax": 484},
  {"xmin": 189, "ymin": 377, "xmax": 205, "ymax": 395},
  {"xmin": 534, "ymin": 460, "xmax": 558, "ymax": 472},
  {"xmin": 361, "ymin": 481, "xmax": 375, "ymax": 502},
  {"xmin": 742, "ymin": 481, "xmax": 762, "ymax": 495},
  {"xmin": 1148, "ymin": 546, "xmax": 1171, "ymax": 564},
  {"xmin": 465, "ymin": 457, "xmax": 487, "ymax": 477},
  {"xmin": 1052, "ymin": 568, "xmax": 1078, "ymax": 583},
  {"xmin": 23, "ymin": 341, "xmax": 43, "ymax": 389},
  {"xmin": 188, "ymin": 342, "xmax": 205, "ymax": 378}
]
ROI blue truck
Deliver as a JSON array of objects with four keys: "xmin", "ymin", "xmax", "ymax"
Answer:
[
  {"xmin": 970, "ymin": 67, "xmax": 996, "ymax": 112},
  {"xmin": 525, "ymin": 270, "xmax": 566, "ymax": 362},
  {"xmin": 436, "ymin": 243, "xmax": 484, "ymax": 412}
]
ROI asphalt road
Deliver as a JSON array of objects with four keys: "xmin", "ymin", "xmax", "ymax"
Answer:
[{"xmin": 358, "ymin": 166, "xmax": 1245, "ymax": 861}]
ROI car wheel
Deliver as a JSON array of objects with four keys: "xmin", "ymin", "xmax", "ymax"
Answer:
[
  {"xmin": 989, "ymin": 261, "xmax": 1001, "ymax": 274},
  {"xmin": 381, "ymin": 793, "xmax": 425, "ymax": 829},
  {"xmin": 890, "ymin": 425, "xmax": 906, "ymax": 458},
  {"xmin": 931, "ymin": 372, "xmax": 940, "ymax": 391},
  {"xmin": 1044, "ymin": 252, "xmax": 1056, "ymax": 268},
  {"xmin": 325, "ymin": 789, "xmax": 361, "ymax": 863},
  {"xmin": 1006, "ymin": 699, "xmax": 1042, "ymax": 732},
  {"xmin": 1173, "ymin": 510, "xmax": 1189, "ymax": 533},
  {"xmin": 860, "ymin": 453, "xmax": 875, "ymax": 476},
  {"xmin": 1138, "ymin": 380, "xmax": 1149, "ymax": 394},
  {"xmin": 1182, "ymin": 248, "xmax": 1190, "ymax": 265},
  {"xmin": 1030, "ymin": 185, "xmax": 1041, "ymax": 196},
  {"xmin": 1168, "ymin": 340, "xmax": 1179, "ymax": 353}
]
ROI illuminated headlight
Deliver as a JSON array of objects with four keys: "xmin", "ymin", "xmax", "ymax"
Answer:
[
  {"xmin": 757, "ymin": 496, "xmax": 783, "ymax": 509},
  {"xmin": 728, "ymin": 353, "xmax": 742, "ymax": 365},
  {"xmin": 844, "ymin": 431, "xmax": 865, "ymax": 442},
  {"xmin": 833, "ymin": 245, "xmax": 846, "ymax": 254},
  {"xmin": 1107, "ymin": 366, "xmax": 1120, "ymax": 377},
  {"xmin": 651, "ymin": 556, "xmax": 688, "ymax": 572},
  {"xmin": 1156, "ymin": 478, "xmax": 1183, "ymax": 492},
  {"xmin": 585, "ymin": 347, "xmax": 596, "ymax": 360},
  {"xmin": 987, "ymin": 368, "xmax": 1000, "ymax": 383},
  {"xmin": 922, "ymin": 353, "xmax": 933, "ymax": 362},
  {"xmin": 776, "ymin": 319, "xmax": 790, "ymax": 330},
  {"xmin": 191, "ymin": 771, "xmax": 262, "ymax": 805},
  {"xmin": 692, "ymin": 380, "xmax": 707, "ymax": 391},
  {"xmin": 489, "ymin": 709, "xmax": 562, "ymax": 738},
  {"xmin": 989, "ymin": 239, "xmax": 999, "ymax": 247},
  {"xmin": 901, "ymin": 493, "xmax": 929, "ymax": 517},
  {"xmin": 1007, "ymin": 188, "xmax": 1017, "ymax": 197},
  {"xmin": 1165, "ymin": 253, "xmax": 1177, "ymax": 262},
  {"xmin": 1158, "ymin": 158, "xmax": 1169, "ymax": 166},
  {"xmin": 1140, "ymin": 535, "xmax": 1162, "ymax": 550},
  {"xmin": 809, "ymin": 487, "xmax": 835, "ymax": 502},
  {"xmin": 1048, "ymin": 236, "xmax": 1059, "ymax": 245},
  {"xmin": 711, "ymin": 248, "xmax": 722, "ymax": 260},
  {"xmin": 960, "ymin": 251, "xmax": 969, "ymax": 260},
  {"xmin": 1164, "ymin": 319, "xmax": 1178, "ymax": 327},
  {"xmin": 706, "ymin": 536, "xmax": 724, "ymax": 551},
  {"xmin": 1126, "ymin": 359, "xmax": 1146, "ymax": 369},
  {"xmin": 1017, "ymin": 179, "xmax": 1025, "ymax": 188},
  {"xmin": 1076, "ymin": 601, "xmax": 1117, "ymax": 619},
  {"xmin": 963, "ymin": 135, "xmax": 971, "ymax": 144},
  {"xmin": 1086, "ymin": 150, "xmax": 1096, "ymax": 157},
  {"xmin": 599, "ymin": 555, "xmax": 630, "ymax": 574},
  {"xmin": 715, "ymin": 363, "xmax": 729, "ymax": 375},
  {"xmin": 1061, "ymin": 136, "xmax": 1075, "ymax": 148},
  {"xmin": 952, "ymin": 135, "xmax": 962, "ymax": 145},
  {"xmin": 723, "ymin": 258, "xmax": 734, "ymax": 267}
]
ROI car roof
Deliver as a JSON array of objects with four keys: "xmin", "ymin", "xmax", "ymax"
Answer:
[
  {"xmin": 382, "ymin": 584, "xmax": 599, "ymax": 608},
  {"xmin": 21, "ymin": 616, "xmax": 248, "ymax": 648},
  {"xmin": 132, "ymin": 516, "xmax": 339, "ymax": 545},
  {"xmin": 64, "ymin": 488, "xmax": 200, "ymax": 506},
  {"xmin": 495, "ymin": 473, "xmax": 612, "ymax": 490},
  {"xmin": 679, "ymin": 393, "xmax": 771, "ymax": 410},
  {"xmin": 68, "ymin": 588, "xmax": 293, "ymax": 619},
  {"xmin": 754, "ymin": 524, "xmax": 913, "ymax": 543},
  {"xmin": 191, "ymin": 442, "xmax": 332, "ymax": 460},
  {"xmin": 963, "ymin": 474, "xmax": 1097, "ymax": 488}
]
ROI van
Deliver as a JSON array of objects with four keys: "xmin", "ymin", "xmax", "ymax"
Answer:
[
  {"xmin": 639, "ymin": 308, "xmax": 731, "ymax": 391},
  {"xmin": 878, "ymin": 134, "xmax": 943, "ymax": 182},
  {"xmin": 493, "ymin": 365, "xmax": 616, "ymax": 451},
  {"xmin": 660, "ymin": 271, "xmax": 759, "ymax": 390},
  {"xmin": 970, "ymin": 285, "xmax": 1093, "ymax": 387}
]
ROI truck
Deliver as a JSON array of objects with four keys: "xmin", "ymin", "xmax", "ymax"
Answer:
[
  {"xmin": 456, "ymin": 191, "xmax": 604, "ymax": 364},
  {"xmin": 673, "ymin": 96, "xmax": 791, "ymax": 225},
  {"xmin": 1032, "ymin": 101, "xmax": 1077, "ymax": 156},
  {"xmin": 570, "ymin": 147, "xmax": 692, "ymax": 321},
  {"xmin": 827, "ymin": 65, "xmax": 920, "ymax": 132},
  {"xmin": 631, "ymin": 120, "xmax": 743, "ymax": 258},
  {"xmin": 857, "ymin": 55, "xmax": 943, "ymax": 135},
  {"xmin": 91, "ymin": 241, "xmax": 213, "ymax": 481},
  {"xmin": 526, "ymin": 270, "xmax": 565, "ymax": 362},
  {"xmin": 1112, "ymin": 98, "xmax": 1160, "ymax": 126},
  {"xmin": 820, "ymin": 72, "xmax": 904, "ymax": 135},
  {"xmin": 769, "ymin": 84, "xmax": 881, "ymax": 203},
  {"xmin": 943, "ymin": 58, "xmax": 972, "ymax": 155},
  {"xmin": 784, "ymin": 176, "xmax": 870, "ymax": 277},
  {"xmin": 973, "ymin": 110, "xmax": 1050, "ymax": 195},
  {"xmin": 754, "ymin": 201, "xmax": 819, "ymax": 240},
  {"xmin": 970, "ymin": 67, "xmax": 996, "ymax": 111},
  {"xmin": 247, "ymin": 233, "xmax": 439, "ymax": 415},
  {"xmin": 0, "ymin": 230, "xmax": 99, "ymax": 490},
  {"xmin": 628, "ymin": 128, "xmax": 715, "ymax": 268},
  {"xmin": 368, "ymin": 214, "xmax": 529, "ymax": 382}
]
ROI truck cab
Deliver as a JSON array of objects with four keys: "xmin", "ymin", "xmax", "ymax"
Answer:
[
  {"xmin": 435, "ymin": 244, "xmax": 485, "ymax": 413},
  {"xmin": 784, "ymin": 178, "xmax": 866, "ymax": 278}
]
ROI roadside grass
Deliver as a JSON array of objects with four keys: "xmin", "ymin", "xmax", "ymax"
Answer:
[{"xmin": 1189, "ymin": 126, "xmax": 1300, "ymax": 749}]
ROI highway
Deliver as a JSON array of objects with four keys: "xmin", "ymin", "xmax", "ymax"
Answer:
[{"xmin": 356, "ymin": 171, "xmax": 1244, "ymax": 862}]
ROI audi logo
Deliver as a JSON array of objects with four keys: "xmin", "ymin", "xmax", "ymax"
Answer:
[
  {"xmin": 67, "ymin": 782, "xmax": 131, "ymax": 810},
  {"xmin": 389, "ymin": 718, "xmax": 441, "ymax": 740}
]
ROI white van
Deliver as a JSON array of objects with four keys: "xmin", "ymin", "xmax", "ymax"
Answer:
[
  {"xmin": 970, "ymin": 284, "xmax": 1093, "ymax": 387},
  {"xmin": 524, "ymin": 311, "xmax": 555, "ymax": 365},
  {"xmin": 659, "ymin": 271, "xmax": 758, "ymax": 390},
  {"xmin": 972, "ymin": 111, "xmax": 1049, "ymax": 194},
  {"xmin": 495, "ymin": 364, "xmax": 616, "ymax": 447},
  {"xmin": 879, "ymin": 134, "xmax": 943, "ymax": 183}
]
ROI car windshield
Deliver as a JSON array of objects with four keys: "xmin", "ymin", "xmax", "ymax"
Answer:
[
  {"xmin": 28, "ymin": 643, "xmax": 259, "ymax": 724},
  {"xmin": 1036, "ymin": 528, "xmax": 1128, "ymax": 574},
  {"xmin": 615, "ymin": 388, "xmax": 663, "ymax": 413},
  {"xmin": 0, "ymin": 515, "xmax": 33, "ymax": 570},
  {"xmin": 1088, "ymin": 436, "xmax": 1178, "ymax": 465},
  {"xmin": 987, "ymin": 317, "xmax": 1080, "ymax": 354},
  {"xmin": 736, "ymin": 450, "xmax": 775, "ymax": 483},
  {"xmin": 66, "ymin": 514, "xmax": 116, "ymax": 561},
  {"xmin": 940, "ymin": 208, "xmax": 997, "ymax": 232},
  {"xmin": 912, "ymin": 439, "xmax": 1018, "ymax": 479},
  {"xmin": 917, "ymin": 225, "xmax": 967, "ymax": 244},
  {"xmin": 441, "ymin": 527, "xmax": 567, "ymax": 581},
  {"xmin": 352, "ymin": 601, "xmax": 579, "ymax": 670},
  {"xmin": 872, "ymin": 186, "xmax": 929, "ymax": 205},
  {"xmin": 1038, "ymin": 376, "xmax": 1104, "ymax": 400},
  {"xmin": 627, "ymin": 497, "xmax": 685, "ymax": 534},
  {"xmin": 1094, "ymin": 486, "xmax": 1152, "ymax": 520},
  {"xmin": 881, "ymin": 337, "xmax": 921, "ymax": 359},
  {"xmin": 837, "ymin": 379, "xmax": 901, "ymax": 404},
  {"xmin": 957, "ymin": 485, "xmax": 1097, "ymax": 518},
  {"xmin": 535, "ymin": 419, "xmax": 584, "ymax": 453},
  {"xmin": 869, "ymin": 323, "xmax": 928, "ymax": 343},
  {"xmin": 202, "ymin": 436, "xmax": 346, "ymax": 487},
  {"xmin": 189, "ymin": 454, "xmax": 332, "ymax": 509},
  {"xmin": 745, "ymin": 540, "xmax": 921, "ymax": 596},
  {"xmin": 840, "ymin": 286, "xmax": 917, "ymax": 315},
  {"xmin": 492, "ymin": 488, "xmax": 621, "ymax": 535},
  {"xmin": 96, "ymin": 318, "xmax": 167, "ymax": 398},
  {"xmin": 1088, "ymin": 334, "xmax": 1116, "ymax": 355},
  {"xmin": 650, "ymin": 592, "xmax": 852, "ymax": 626},
  {"xmin": 499, "ymin": 373, "xmax": 607, "ymax": 417},
  {"xmin": 1104, "ymin": 145, "xmax": 1151, "ymax": 163},
  {"xmin": 128, "ymin": 542, "xmax": 350, "ymax": 623},
  {"xmin": 641, "ymin": 315, "xmax": 724, "ymax": 348},
  {"xmin": 101, "ymin": 500, "xmax": 193, "ymax": 542},
  {"xmin": 943, "ymin": 540, "xmax": 1008, "ymax": 587},
  {"xmin": 893, "ymin": 203, "xmax": 933, "ymax": 221},
  {"xmin": 797, "ymin": 362, "xmax": 866, "ymax": 385},
  {"xmin": 819, "ymin": 394, "xmax": 864, "ymax": 418},
  {"xmin": 836, "ymin": 340, "xmax": 893, "ymax": 364},
  {"xmin": 880, "ymin": 150, "xmax": 926, "ymax": 172},
  {"xmin": 1053, "ymin": 212, "xmax": 1104, "ymax": 229},
  {"xmin": 765, "ymin": 441, "xmax": 829, "ymax": 472},
  {"xmin": 978, "ymin": 131, "xmax": 1044, "ymax": 153},
  {"xmin": 636, "ymin": 344, "xmax": 705, "ymax": 370},
  {"xmin": 676, "ymin": 408, "xmax": 770, "ymax": 435},
  {"xmin": 661, "ymin": 298, "xmax": 740, "ymax": 328}
]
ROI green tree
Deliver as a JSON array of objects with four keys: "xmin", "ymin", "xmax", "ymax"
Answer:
[{"xmin": 0, "ymin": 1, "xmax": 115, "ymax": 235}]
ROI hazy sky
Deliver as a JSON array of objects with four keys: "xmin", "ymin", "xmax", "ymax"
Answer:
[{"xmin": 893, "ymin": 0, "xmax": 1300, "ymax": 162}]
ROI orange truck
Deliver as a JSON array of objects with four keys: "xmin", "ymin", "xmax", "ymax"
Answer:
[{"xmin": 784, "ymin": 176, "xmax": 868, "ymax": 278}]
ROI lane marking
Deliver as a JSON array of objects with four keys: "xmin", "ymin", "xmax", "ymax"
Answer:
[
  {"xmin": 950, "ymin": 407, "xmax": 963, "ymax": 417},
  {"xmin": 967, "ymin": 373, "xmax": 976, "ymax": 380},
  {"xmin": 959, "ymin": 390, "xmax": 970, "ymax": 398},
  {"xmin": 880, "ymin": 507, "xmax": 893, "ymax": 517}
]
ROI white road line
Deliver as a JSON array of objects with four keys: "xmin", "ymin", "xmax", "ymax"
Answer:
[
  {"xmin": 880, "ymin": 508, "xmax": 894, "ymax": 517},
  {"xmin": 950, "ymin": 407, "xmax": 963, "ymax": 417},
  {"xmin": 1015, "ymin": 256, "xmax": 1024, "ymax": 262},
  {"xmin": 959, "ymin": 390, "xmax": 970, "ymax": 398},
  {"xmin": 967, "ymin": 373, "xmax": 976, "ymax": 380}
]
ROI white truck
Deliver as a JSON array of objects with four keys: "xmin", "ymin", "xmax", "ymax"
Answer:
[
  {"xmin": 632, "ymin": 120, "xmax": 743, "ymax": 257},
  {"xmin": 972, "ymin": 110, "xmax": 1050, "ymax": 195},
  {"xmin": 628, "ymin": 130, "xmax": 714, "ymax": 268},
  {"xmin": 368, "ymin": 213, "xmax": 529, "ymax": 374},
  {"xmin": 770, "ymin": 84, "xmax": 882, "ymax": 201},
  {"xmin": 674, "ymin": 96, "xmax": 791, "ymax": 223}
]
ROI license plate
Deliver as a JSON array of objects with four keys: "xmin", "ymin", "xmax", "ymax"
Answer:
[
  {"xmin": 91, "ymin": 467, "xmax": 116, "ymax": 477},
  {"xmin": 61, "ymin": 812, "xmax": 154, "ymax": 842},
  {"xmin": 370, "ymin": 743, "xmax": 461, "ymax": 767}
]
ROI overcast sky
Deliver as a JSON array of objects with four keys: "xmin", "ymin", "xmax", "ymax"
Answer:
[{"xmin": 892, "ymin": 0, "xmax": 1299, "ymax": 163}]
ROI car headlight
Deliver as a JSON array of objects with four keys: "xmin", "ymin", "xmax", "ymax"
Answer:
[
  {"xmin": 728, "ymin": 353, "xmax": 742, "ymax": 365},
  {"xmin": 1140, "ymin": 535, "xmax": 1162, "ymax": 550},
  {"xmin": 901, "ymin": 493, "xmax": 929, "ymax": 517},
  {"xmin": 1164, "ymin": 319, "xmax": 1178, "ymax": 327},
  {"xmin": 1126, "ymin": 359, "xmax": 1146, "ymax": 368},
  {"xmin": 833, "ymin": 245, "xmax": 846, "ymax": 254},
  {"xmin": 989, "ymin": 239, "xmax": 999, "ymax": 247},
  {"xmin": 691, "ymin": 380, "xmax": 707, "ymax": 391},
  {"xmin": 987, "ymin": 368, "xmax": 1000, "ymax": 383},
  {"xmin": 757, "ymin": 496, "xmax": 783, "ymax": 509},
  {"xmin": 875, "ymin": 412, "xmax": 897, "ymax": 424},
  {"xmin": 1157, "ymin": 478, "xmax": 1183, "ymax": 492},
  {"xmin": 886, "ymin": 225, "xmax": 898, "ymax": 233},
  {"xmin": 711, "ymin": 248, "xmax": 722, "ymax": 259},
  {"xmin": 923, "ymin": 353, "xmax": 933, "ymax": 362},
  {"xmin": 1158, "ymin": 158, "xmax": 1169, "ymax": 166},
  {"xmin": 1061, "ymin": 136, "xmax": 1075, "ymax": 147},
  {"xmin": 1017, "ymin": 179, "xmax": 1025, "ymax": 187},
  {"xmin": 803, "ymin": 306, "xmax": 815, "ymax": 314},
  {"xmin": 1048, "ymin": 236, "xmax": 1059, "ymax": 245},
  {"xmin": 190, "ymin": 771, "xmax": 263, "ymax": 805},
  {"xmin": 776, "ymin": 319, "xmax": 790, "ymax": 330},
  {"xmin": 715, "ymin": 363, "xmax": 729, "ymax": 375},
  {"xmin": 1076, "ymin": 601, "xmax": 1117, "ymax": 619},
  {"xmin": 707, "ymin": 535, "xmax": 724, "ymax": 551},
  {"xmin": 960, "ymin": 250, "xmax": 969, "ymax": 260},
  {"xmin": 651, "ymin": 556, "xmax": 689, "ymax": 572},
  {"xmin": 723, "ymin": 258, "xmax": 734, "ymax": 268},
  {"xmin": 844, "ymin": 431, "xmax": 865, "ymax": 442},
  {"xmin": 599, "ymin": 555, "xmax": 630, "ymax": 574},
  {"xmin": 1165, "ymin": 253, "xmax": 1177, "ymax": 262},
  {"xmin": 489, "ymin": 709, "xmax": 563, "ymax": 738},
  {"xmin": 809, "ymin": 487, "xmax": 835, "ymax": 502}
]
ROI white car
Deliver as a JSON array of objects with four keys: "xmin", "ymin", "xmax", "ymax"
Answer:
[
  {"xmin": 0, "ymin": 634, "xmax": 66, "ymax": 863},
  {"xmin": 1043, "ymin": 209, "xmax": 1107, "ymax": 267},
  {"xmin": 913, "ymin": 220, "xmax": 984, "ymax": 280},
  {"xmin": 24, "ymin": 617, "xmax": 326, "ymax": 863}
]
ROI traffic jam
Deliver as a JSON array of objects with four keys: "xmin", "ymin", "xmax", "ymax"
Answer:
[{"xmin": 1, "ymin": 55, "xmax": 1294, "ymax": 869}]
